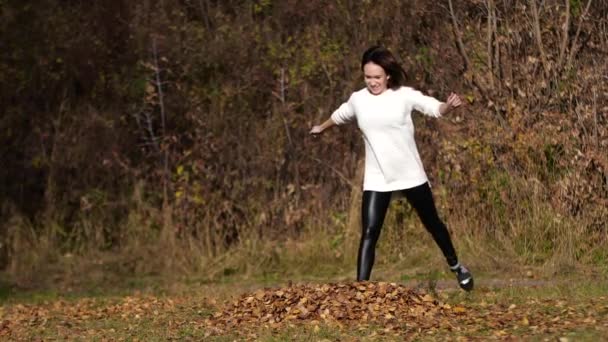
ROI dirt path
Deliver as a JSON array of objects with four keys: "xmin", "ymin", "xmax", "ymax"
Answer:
[{"xmin": 406, "ymin": 277, "xmax": 560, "ymax": 290}]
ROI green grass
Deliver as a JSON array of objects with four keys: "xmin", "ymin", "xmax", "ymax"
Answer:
[
  {"xmin": 2, "ymin": 231, "xmax": 607, "ymax": 341},
  {"xmin": 2, "ymin": 269, "xmax": 607, "ymax": 341}
]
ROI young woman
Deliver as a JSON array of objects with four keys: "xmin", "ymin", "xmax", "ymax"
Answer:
[{"xmin": 310, "ymin": 46, "xmax": 473, "ymax": 291}]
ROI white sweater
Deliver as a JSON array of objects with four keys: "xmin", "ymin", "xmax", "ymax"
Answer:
[{"xmin": 331, "ymin": 86, "xmax": 443, "ymax": 191}]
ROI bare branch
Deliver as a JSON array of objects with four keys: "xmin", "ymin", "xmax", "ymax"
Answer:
[
  {"xmin": 448, "ymin": 0, "xmax": 510, "ymax": 130},
  {"xmin": 530, "ymin": 0, "xmax": 550, "ymax": 77},
  {"xmin": 593, "ymin": 88, "xmax": 598, "ymax": 149},
  {"xmin": 198, "ymin": 0, "xmax": 211, "ymax": 31},
  {"xmin": 279, "ymin": 68, "xmax": 293, "ymax": 147},
  {"xmin": 152, "ymin": 37, "xmax": 166, "ymax": 140},
  {"xmin": 448, "ymin": 0, "xmax": 471, "ymax": 71},
  {"xmin": 493, "ymin": 4, "xmax": 501, "ymax": 87},
  {"xmin": 280, "ymin": 68, "xmax": 286, "ymax": 104},
  {"xmin": 566, "ymin": 0, "xmax": 593, "ymax": 71},
  {"xmin": 152, "ymin": 36, "xmax": 170, "ymax": 204},
  {"xmin": 308, "ymin": 156, "xmax": 355, "ymax": 188},
  {"xmin": 143, "ymin": 110, "xmax": 160, "ymax": 152},
  {"xmin": 486, "ymin": 0, "xmax": 495, "ymax": 89},
  {"xmin": 556, "ymin": 0, "xmax": 570, "ymax": 71},
  {"xmin": 447, "ymin": 0, "xmax": 489, "ymax": 98},
  {"xmin": 320, "ymin": 61, "xmax": 334, "ymax": 89}
]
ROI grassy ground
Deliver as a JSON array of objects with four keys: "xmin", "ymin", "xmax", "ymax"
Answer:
[{"xmin": 1, "ymin": 265, "xmax": 607, "ymax": 341}]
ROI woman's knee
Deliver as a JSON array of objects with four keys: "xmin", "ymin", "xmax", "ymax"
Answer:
[{"xmin": 361, "ymin": 225, "xmax": 381, "ymax": 241}]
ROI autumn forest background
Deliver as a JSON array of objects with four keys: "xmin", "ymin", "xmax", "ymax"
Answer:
[{"xmin": 1, "ymin": 0, "xmax": 607, "ymax": 293}]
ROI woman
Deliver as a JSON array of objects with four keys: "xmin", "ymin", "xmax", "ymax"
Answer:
[{"xmin": 310, "ymin": 46, "xmax": 473, "ymax": 291}]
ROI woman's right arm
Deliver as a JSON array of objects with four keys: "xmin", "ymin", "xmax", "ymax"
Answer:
[
  {"xmin": 309, "ymin": 118, "xmax": 336, "ymax": 135},
  {"xmin": 310, "ymin": 97, "xmax": 356, "ymax": 135}
]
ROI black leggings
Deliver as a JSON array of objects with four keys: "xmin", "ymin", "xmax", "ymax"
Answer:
[{"xmin": 357, "ymin": 182, "xmax": 458, "ymax": 281}]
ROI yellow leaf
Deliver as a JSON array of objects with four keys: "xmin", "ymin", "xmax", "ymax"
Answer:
[
  {"xmin": 145, "ymin": 83, "xmax": 155, "ymax": 94},
  {"xmin": 192, "ymin": 195, "xmax": 204, "ymax": 204},
  {"xmin": 453, "ymin": 306, "xmax": 466, "ymax": 313}
]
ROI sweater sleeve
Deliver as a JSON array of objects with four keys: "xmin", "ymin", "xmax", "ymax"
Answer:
[
  {"xmin": 408, "ymin": 88, "xmax": 442, "ymax": 118},
  {"xmin": 330, "ymin": 95, "xmax": 356, "ymax": 125}
]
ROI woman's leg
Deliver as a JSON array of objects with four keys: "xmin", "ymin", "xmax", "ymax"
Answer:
[
  {"xmin": 357, "ymin": 191, "xmax": 392, "ymax": 281},
  {"xmin": 402, "ymin": 182, "xmax": 458, "ymax": 267},
  {"xmin": 402, "ymin": 182, "xmax": 473, "ymax": 291}
]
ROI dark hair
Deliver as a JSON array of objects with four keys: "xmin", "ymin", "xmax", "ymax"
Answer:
[{"xmin": 361, "ymin": 46, "xmax": 407, "ymax": 89}]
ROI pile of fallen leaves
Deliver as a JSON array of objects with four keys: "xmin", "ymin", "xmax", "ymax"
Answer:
[
  {"xmin": 205, "ymin": 282, "xmax": 466, "ymax": 335},
  {"xmin": 1, "ymin": 281, "xmax": 606, "ymax": 340}
]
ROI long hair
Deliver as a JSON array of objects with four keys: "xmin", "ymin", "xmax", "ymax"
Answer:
[{"xmin": 361, "ymin": 46, "xmax": 407, "ymax": 89}]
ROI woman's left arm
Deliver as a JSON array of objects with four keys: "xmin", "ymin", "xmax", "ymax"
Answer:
[
  {"xmin": 438, "ymin": 92, "xmax": 463, "ymax": 115},
  {"xmin": 410, "ymin": 89, "xmax": 462, "ymax": 118}
]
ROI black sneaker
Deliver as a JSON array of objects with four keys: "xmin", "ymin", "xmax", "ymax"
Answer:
[{"xmin": 451, "ymin": 264, "xmax": 474, "ymax": 291}]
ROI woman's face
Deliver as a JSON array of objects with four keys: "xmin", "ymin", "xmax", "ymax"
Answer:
[{"xmin": 363, "ymin": 62, "xmax": 389, "ymax": 95}]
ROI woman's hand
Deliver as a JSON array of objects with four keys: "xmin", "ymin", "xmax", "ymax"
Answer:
[
  {"xmin": 439, "ymin": 92, "xmax": 463, "ymax": 115},
  {"xmin": 309, "ymin": 125, "xmax": 324, "ymax": 135},
  {"xmin": 310, "ymin": 119, "xmax": 336, "ymax": 135},
  {"xmin": 446, "ymin": 92, "xmax": 462, "ymax": 109}
]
